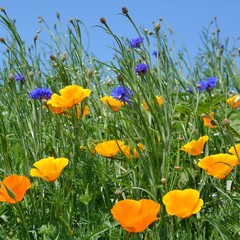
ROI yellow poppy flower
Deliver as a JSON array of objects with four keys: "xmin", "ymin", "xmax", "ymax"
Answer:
[
  {"xmin": 197, "ymin": 153, "xmax": 239, "ymax": 179},
  {"xmin": 120, "ymin": 143, "xmax": 145, "ymax": 158},
  {"xmin": 180, "ymin": 135, "xmax": 209, "ymax": 156},
  {"xmin": 228, "ymin": 144, "xmax": 240, "ymax": 157},
  {"xmin": 202, "ymin": 112, "xmax": 216, "ymax": 128},
  {"xmin": 47, "ymin": 85, "xmax": 91, "ymax": 109},
  {"xmin": 227, "ymin": 95, "xmax": 240, "ymax": 109},
  {"xmin": 111, "ymin": 199, "xmax": 160, "ymax": 233},
  {"xmin": 30, "ymin": 157, "xmax": 69, "ymax": 182},
  {"xmin": 0, "ymin": 175, "xmax": 31, "ymax": 204},
  {"xmin": 162, "ymin": 189, "xmax": 204, "ymax": 219},
  {"xmin": 94, "ymin": 140, "xmax": 124, "ymax": 158},
  {"xmin": 100, "ymin": 96, "xmax": 124, "ymax": 112}
]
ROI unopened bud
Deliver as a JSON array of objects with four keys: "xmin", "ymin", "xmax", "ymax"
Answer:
[
  {"xmin": 34, "ymin": 35, "xmax": 38, "ymax": 42},
  {"xmin": 8, "ymin": 72, "xmax": 15, "ymax": 81},
  {"xmin": 56, "ymin": 12, "xmax": 60, "ymax": 20},
  {"xmin": 100, "ymin": 17, "xmax": 106, "ymax": 24},
  {"xmin": 160, "ymin": 178, "xmax": 167, "ymax": 185},
  {"xmin": 154, "ymin": 22, "xmax": 161, "ymax": 32},
  {"xmin": 122, "ymin": 7, "xmax": 128, "ymax": 14},
  {"xmin": 28, "ymin": 71, "xmax": 34, "ymax": 79},
  {"xmin": 117, "ymin": 73, "xmax": 123, "ymax": 83},
  {"xmin": 174, "ymin": 166, "xmax": 181, "ymax": 171},
  {"xmin": 38, "ymin": 16, "xmax": 43, "ymax": 23},
  {"xmin": 222, "ymin": 118, "xmax": 230, "ymax": 127},
  {"xmin": 0, "ymin": 37, "xmax": 5, "ymax": 43},
  {"xmin": 87, "ymin": 68, "xmax": 94, "ymax": 78},
  {"xmin": 50, "ymin": 55, "xmax": 56, "ymax": 61}
]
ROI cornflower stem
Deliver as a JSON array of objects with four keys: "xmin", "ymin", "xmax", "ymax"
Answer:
[{"xmin": 15, "ymin": 202, "xmax": 31, "ymax": 240}]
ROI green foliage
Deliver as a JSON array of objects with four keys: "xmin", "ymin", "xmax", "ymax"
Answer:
[{"xmin": 0, "ymin": 7, "xmax": 239, "ymax": 240}]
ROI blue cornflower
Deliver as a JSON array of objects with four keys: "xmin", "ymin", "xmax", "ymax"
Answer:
[
  {"xmin": 130, "ymin": 37, "xmax": 144, "ymax": 48},
  {"xmin": 188, "ymin": 76, "xmax": 218, "ymax": 93},
  {"xmin": 204, "ymin": 76, "xmax": 217, "ymax": 91},
  {"xmin": 111, "ymin": 86, "xmax": 133, "ymax": 104},
  {"xmin": 29, "ymin": 87, "xmax": 53, "ymax": 100},
  {"xmin": 136, "ymin": 63, "xmax": 148, "ymax": 75},
  {"xmin": 152, "ymin": 51, "xmax": 160, "ymax": 58},
  {"xmin": 15, "ymin": 73, "xmax": 25, "ymax": 83}
]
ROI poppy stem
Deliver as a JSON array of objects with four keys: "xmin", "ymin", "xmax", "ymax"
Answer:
[
  {"xmin": 126, "ymin": 232, "xmax": 131, "ymax": 240},
  {"xmin": 15, "ymin": 202, "xmax": 31, "ymax": 240}
]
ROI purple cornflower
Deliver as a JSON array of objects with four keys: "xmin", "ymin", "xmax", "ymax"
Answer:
[
  {"xmin": 15, "ymin": 73, "xmax": 25, "ymax": 83},
  {"xmin": 130, "ymin": 37, "xmax": 144, "ymax": 48},
  {"xmin": 136, "ymin": 63, "xmax": 148, "ymax": 75},
  {"xmin": 152, "ymin": 51, "xmax": 160, "ymax": 58},
  {"xmin": 111, "ymin": 85, "xmax": 133, "ymax": 104},
  {"xmin": 29, "ymin": 87, "xmax": 53, "ymax": 100}
]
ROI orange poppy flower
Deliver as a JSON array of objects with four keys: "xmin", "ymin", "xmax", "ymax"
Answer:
[
  {"xmin": 180, "ymin": 135, "xmax": 209, "ymax": 156},
  {"xmin": 30, "ymin": 157, "xmax": 69, "ymax": 182},
  {"xmin": 142, "ymin": 96, "xmax": 163, "ymax": 111},
  {"xmin": 162, "ymin": 189, "xmax": 204, "ymax": 219},
  {"xmin": 0, "ymin": 175, "xmax": 31, "ymax": 204},
  {"xmin": 120, "ymin": 143, "xmax": 145, "ymax": 158},
  {"xmin": 47, "ymin": 85, "xmax": 91, "ymax": 109},
  {"xmin": 202, "ymin": 112, "xmax": 216, "ymax": 128},
  {"xmin": 100, "ymin": 96, "xmax": 124, "ymax": 112},
  {"xmin": 197, "ymin": 153, "xmax": 239, "ymax": 179},
  {"xmin": 111, "ymin": 199, "xmax": 160, "ymax": 233},
  {"xmin": 94, "ymin": 140, "xmax": 124, "ymax": 158},
  {"xmin": 228, "ymin": 144, "xmax": 240, "ymax": 157},
  {"xmin": 227, "ymin": 95, "xmax": 240, "ymax": 109},
  {"xmin": 76, "ymin": 105, "xmax": 90, "ymax": 118}
]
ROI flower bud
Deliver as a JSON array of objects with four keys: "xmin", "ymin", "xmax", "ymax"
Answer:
[
  {"xmin": 87, "ymin": 68, "xmax": 94, "ymax": 78},
  {"xmin": 8, "ymin": 72, "xmax": 15, "ymax": 81},
  {"xmin": 122, "ymin": 7, "xmax": 128, "ymax": 14},
  {"xmin": 154, "ymin": 22, "xmax": 161, "ymax": 32},
  {"xmin": 100, "ymin": 17, "xmax": 106, "ymax": 24},
  {"xmin": 160, "ymin": 178, "xmax": 167, "ymax": 185}
]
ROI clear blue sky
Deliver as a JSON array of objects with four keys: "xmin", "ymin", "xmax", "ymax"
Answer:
[{"xmin": 1, "ymin": 1, "xmax": 240, "ymax": 63}]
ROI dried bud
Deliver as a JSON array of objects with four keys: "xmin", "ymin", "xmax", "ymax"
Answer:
[
  {"xmin": 87, "ymin": 68, "xmax": 94, "ymax": 78},
  {"xmin": 33, "ymin": 35, "xmax": 38, "ymax": 42},
  {"xmin": 38, "ymin": 71, "xmax": 42, "ymax": 78},
  {"xmin": 8, "ymin": 72, "xmax": 15, "ymax": 81},
  {"xmin": 122, "ymin": 7, "xmax": 128, "ymax": 14},
  {"xmin": 0, "ymin": 37, "xmax": 5, "ymax": 43},
  {"xmin": 100, "ymin": 17, "xmax": 106, "ymax": 24},
  {"xmin": 154, "ymin": 22, "xmax": 161, "ymax": 32}
]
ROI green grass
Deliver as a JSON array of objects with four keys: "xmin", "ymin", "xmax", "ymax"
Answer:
[{"xmin": 0, "ymin": 7, "xmax": 239, "ymax": 240}]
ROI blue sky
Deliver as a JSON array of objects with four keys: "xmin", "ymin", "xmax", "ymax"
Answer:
[{"xmin": 1, "ymin": 1, "xmax": 240, "ymax": 63}]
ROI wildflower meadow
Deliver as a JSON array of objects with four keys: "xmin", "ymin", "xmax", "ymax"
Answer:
[{"xmin": 0, "ymin": 6, "xmax": 240, "ymax": 240}]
